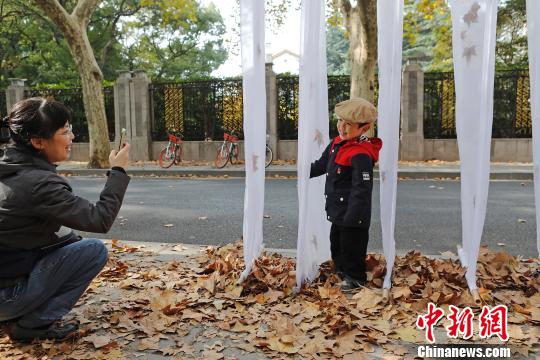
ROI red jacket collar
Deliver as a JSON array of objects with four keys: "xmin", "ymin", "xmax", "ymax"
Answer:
[{"xmin": 331, "ymin": 136, "xmax": 382, "ymax": 166}]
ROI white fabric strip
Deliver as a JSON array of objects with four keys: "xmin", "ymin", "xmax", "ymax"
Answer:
[
  {"xmin": 239, "ymin": 0, "xmax": 267, "ymax": 281},
  {"xmin": 449, "ymin": 0, "xmax": 498, "ymax": 290},
  {"xmin": 377, "ymin": 0, "xmax": 404, "ymax": 290},
  {"xmin": 526, "ymin": 0, "xmax": 540, "ymax": 256},
  {"xmin": 296, "ymin": 0, "xmax": 331, "ymax": 289}
]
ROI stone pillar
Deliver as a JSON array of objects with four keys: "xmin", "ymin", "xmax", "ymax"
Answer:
[
  {"xmin": 400, "ymin": 64, "xmax": 425, "ymax": 160},
  {"xmin": 265, "ymin": 61, "xmax": 278, "ymax": 159},
  {"xmin": 129, "ymin": 70, "xmax": 152, "ymax": 160},
  {"xmin": 6, "ymin": 78, "xmax": 28, "ymax": 112},
  {"xmin": 114, "ymin": 71, "xmax": 132, "ymax": 150}
]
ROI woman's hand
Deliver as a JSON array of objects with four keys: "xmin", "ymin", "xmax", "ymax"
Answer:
[{"xmin": 109, "ymin": 143, "xmax": 130, "ymax": 169}]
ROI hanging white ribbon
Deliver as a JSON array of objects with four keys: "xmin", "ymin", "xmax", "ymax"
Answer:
[
  {"xmin": 449, "ymin": 0, "xmax": 498, "ymax": 291},
  {"xmin": 526, "ymin": 0, "xmax": 540, "ymax": 256},
  {"xmin": 239, "ymin": 0, "xmax": 266, "ymax": 281},
  {"xmin": 296, "ymin": 0, "xmax": 331, "ymax": 289},
  {"xmin": 377, "ymin": 0, "xmax": 404, "ymax": 290}
]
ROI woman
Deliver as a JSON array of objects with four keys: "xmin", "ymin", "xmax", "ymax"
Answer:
[{"xmin": 0, "ymin": 97, "xmax": 130, "ymax": 342}]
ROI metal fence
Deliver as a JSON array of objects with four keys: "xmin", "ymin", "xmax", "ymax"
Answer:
[
  {"xmin": 150, "ymin": 79, "xmax": 244, "ymax": 141},
  {"xmin": 0, "ymin": 90, "xmax": 6, "ymax": 119},
  {"xmin": 7, "ymin": 69, "xmax": 531, "ymax": 144},
  {"xmin": 276, "ymin": 75, "xmax": 379, "ymax": 139},
  {"xmin": 24, "ymin": 87, "xmax": 115, "ymax": 142},
  {"xmin": 424, "ymin": 70, "xmax": 532, "ymax": 138}
]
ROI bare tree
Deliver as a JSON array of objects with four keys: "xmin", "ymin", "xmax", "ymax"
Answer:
[{"xmin": 33, "ymin": 0, "xmax": 110, "ymax": 168}]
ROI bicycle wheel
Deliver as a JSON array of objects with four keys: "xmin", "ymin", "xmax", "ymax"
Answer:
[
  {"xmin": 174, "ymin": 144, "xmax": 183, "ymax": 165},
  {"xmin": 159, "ymin": 144, "xmax": 176, "ymax": 168},
  {"xmin": 229, "ymin": 144, "xmax": 239, "ymax": 165},
  {"xmin": 214, "ymin": 143, "xmax": 230, "ymax": 168},
  {"xmin": 265, "ymin": 145, "xmax": 273, "ymax": 168}
]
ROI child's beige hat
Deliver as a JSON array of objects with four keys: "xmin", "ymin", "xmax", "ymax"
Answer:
[{"xmin": 334, "ymin": 97, "xmax": 378, "ymax": 124}]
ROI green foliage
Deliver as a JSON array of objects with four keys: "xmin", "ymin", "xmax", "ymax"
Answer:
[
  {"xmin": 0, "ymin": 0, "xmax": 227, "ymax": 87},
  {"xmin": 122, "ymin": 2, "xmax": 227, "ymax": 81},
  {"xmin": 0, "ymin": 0, "xmax": 79, "ymax": 87},
  {"xmin": 403, "ymin": 0, "xmax": 529, "ymax": 71},
  {"xmin": 326, "ymin": 25, "xmax": 349, "ymax": 75},
  {"xmin": 403, "ymin": 0, "xmax": 452, "ymax": 71},
  {"xmin": 496, "ymin": 0, "xmax": 528, "ymax": 69}
]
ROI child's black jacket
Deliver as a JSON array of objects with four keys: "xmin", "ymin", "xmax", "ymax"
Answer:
[{"xmin": 310, "ymin": 136, "xmax": 382, "ymax": 228}]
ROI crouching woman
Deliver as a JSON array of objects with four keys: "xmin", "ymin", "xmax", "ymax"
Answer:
[{"xmin": 0, "ymin": 98, "xmax": 130, "ymax": 342}]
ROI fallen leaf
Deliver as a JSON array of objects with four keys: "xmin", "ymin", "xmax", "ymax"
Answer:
[
  {"xmin": 172, "ymin": 245, "xmax": 187, "ymax": 252},
  {"xmin": 83, "ymin": 334, "xmax": 112, "ymax": 349}
]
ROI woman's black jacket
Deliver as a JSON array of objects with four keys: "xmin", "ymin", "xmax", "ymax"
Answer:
[{"xmin": 0, "ymin": 145, "xmax": 130, "ymax": 285}]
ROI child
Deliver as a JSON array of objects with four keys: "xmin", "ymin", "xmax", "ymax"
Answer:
[{"xmin": 311, "ymin": 97, "xmax": 382, "ymax": 290}]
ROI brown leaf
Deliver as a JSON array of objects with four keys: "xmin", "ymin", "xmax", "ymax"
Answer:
[
  {"xmin": 354, "ymin": 288, "xmax": 382, "ymax": 310},
  {"xmin": 300, "ymin": 333, "xmax": 335, "ymax": 355},
  {"xmin": 83, "ymin": 334, "xmax": 112, "ymax": 349},
  {"xmin": 137, "ymin": 337, "xmax": 160, "ymax": 351},
  {"xmin": 201, "ymin": 349, "xmax": 224, "ymax": 360}
]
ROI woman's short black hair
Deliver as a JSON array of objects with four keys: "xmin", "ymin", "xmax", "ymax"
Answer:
[{"xmin": 5, "ymin": 97, "xmax": 72, "ymax": 148}]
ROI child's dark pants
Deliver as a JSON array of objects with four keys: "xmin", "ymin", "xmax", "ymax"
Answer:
[{"xmin": 330, "ymin": 224, "xmax": 369, "ymax": 282}]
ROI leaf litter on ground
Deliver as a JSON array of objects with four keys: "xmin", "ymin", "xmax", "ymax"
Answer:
[{"xmin": 0, "ymin": 241, "xmax": 538, "ymax": 359}]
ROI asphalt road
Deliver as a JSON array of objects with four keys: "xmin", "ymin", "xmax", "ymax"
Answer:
[{"xmin": 71, "ymin": 177, "xmax": 538, "ymax": 256}]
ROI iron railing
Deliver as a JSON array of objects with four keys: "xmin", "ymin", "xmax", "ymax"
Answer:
[
  {"xmin": 150, "ymin": 79, "xmax": 244, "ymax": 141},
  {"xmin": 5, "ymin": 70, "xmax": 530, "ymax": 144},
  {"xmin": 277, "ymin": 75, "xmax": 378, "ymax": 139},
  {"xmin": 0, "ymin": 90, "xmax": 6, "ymax": 118},
  {"xmin": 424, "ymin": 70, "xmax": 531, "ymax": 138}
]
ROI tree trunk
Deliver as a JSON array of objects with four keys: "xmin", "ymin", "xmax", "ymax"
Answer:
[
  {"xmin": 340, "ymin": 0, "xmax": 377, "ymax": 102},
  {"xmin": 66, "ymin": 26, "xmax": 110, "ymax": 168},
  {"xmin": 340, "ymin": 0, "xmax": 377, "ymax": 136},
  {"xmin": 33, "ymin": 0, "xmax": 110, "ymax": 168}
]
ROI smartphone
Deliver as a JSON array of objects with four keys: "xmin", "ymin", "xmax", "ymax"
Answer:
[{"xmin": 118, "ymin": 128, "xmax": 127, "ymax": 151}]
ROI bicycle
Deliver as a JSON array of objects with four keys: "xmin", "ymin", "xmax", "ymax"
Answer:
[
  {"xmin": 159, "ymin": 130, "xmax": 183, "ymax": 168},
  {"xmin": 214, "ymin": 131, "xmax": 273, "ymax": 169}
]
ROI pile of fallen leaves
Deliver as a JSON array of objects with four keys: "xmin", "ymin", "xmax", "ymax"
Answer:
[{"xmin": 0, "ymin": 241, "xmax": 538, "ymax": 359}]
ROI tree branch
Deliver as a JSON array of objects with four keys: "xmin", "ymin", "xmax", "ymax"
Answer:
[
  {"xmin": 72, "ymin": 0, "xmax": 99, "ymax": 26},
  {"xmin": 33, "ymin": 0, "xmax": 72, "ymax": 33},
  {"xmin": 338, "ymin": 0, "xmax": 352, "ymax": 31},
  {"xmin": 98, "ymin": 2, "xmax": 141, "ymax": 67}
]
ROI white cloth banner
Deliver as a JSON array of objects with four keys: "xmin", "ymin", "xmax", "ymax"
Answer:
[
  {"xmin": 449, "ymin": 0, "xmax": 498, "ymax": 290},
  {"xmin": 296, "ymin": 0, "xmax": 331, "ymax": 288},
  {"xmin": 376, "ymin": 0, "xmax": 404, "ymax": 290},
  {"xmin": 527, "ymin": 0, "xmax": 540, "ymax": 256},
  {"xmin": 240, "ymin": 0, "xmax": 266, "ymax": 281}
]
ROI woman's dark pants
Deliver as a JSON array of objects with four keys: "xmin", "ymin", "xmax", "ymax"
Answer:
[{"xmin": 0, "ymin": 239, "xmax": 108, "ymax": 328}]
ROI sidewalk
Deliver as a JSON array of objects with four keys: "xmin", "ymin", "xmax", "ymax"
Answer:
[
  {"xmin": 57, "ymin": 161, "xmax": 535, "ymax": 180},
  {"xmin": 1, "ymin": 240, "xmax": 537, "ymax": 359}
]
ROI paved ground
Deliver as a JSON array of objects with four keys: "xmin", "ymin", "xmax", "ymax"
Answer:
[
  {"xmin": 71, "ymin": 177, "xmax": 538, "ymax": 257},
  {"xmin": 57, "ymin": 161, "xmax": 535, "ymax": 180}
]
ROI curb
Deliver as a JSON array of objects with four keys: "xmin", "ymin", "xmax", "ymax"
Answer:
[
  {"xmin": 104, "ymin": 240, "xmax": 456, "ymax": 261},
  {"xmin": 58, "ymin": 168, "xmax": 534, "ymax": 180}
]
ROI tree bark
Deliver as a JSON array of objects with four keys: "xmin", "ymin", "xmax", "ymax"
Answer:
[{"xmin": 33, "ymin": 0, "xmax": 110, "ymax": 168}]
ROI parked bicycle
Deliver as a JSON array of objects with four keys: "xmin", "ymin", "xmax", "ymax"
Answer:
[
  {"xmin": 159, "ymin": 130, "xmax": 183, "ymax": 168},
  {"xmin": 214, "ymin": 130, "xmax": 273, "ymax": 169}
]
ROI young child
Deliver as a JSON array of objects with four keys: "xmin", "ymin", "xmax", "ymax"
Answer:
[{"xmin": 311, "ymin": 97, "xmax": 382, "ymax": 290}]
